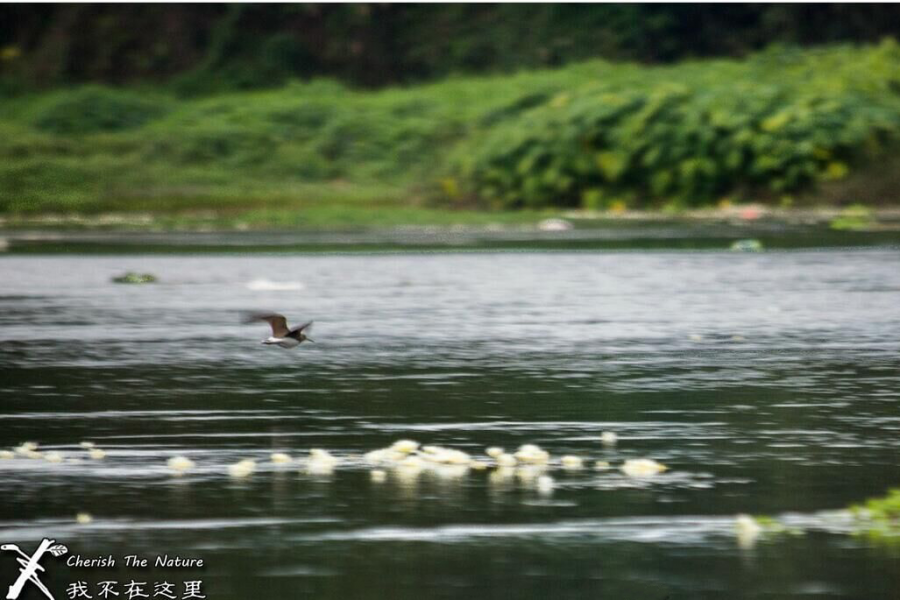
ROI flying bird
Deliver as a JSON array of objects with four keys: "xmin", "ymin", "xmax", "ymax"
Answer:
[{"xmin": 244, "ymin": 312, "xmax": 315, "ymax": 349}]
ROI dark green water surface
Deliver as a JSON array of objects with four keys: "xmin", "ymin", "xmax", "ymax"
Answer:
[{"xmin": 1, "ymin": 243, "xmax": 899, "ymax": 599}]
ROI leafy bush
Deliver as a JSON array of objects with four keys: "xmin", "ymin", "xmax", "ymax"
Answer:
[
  {"xmin": 451, "ymin": 41, "xmax": 900, "ymax": 208},
  {"xmin": 27, "ymin": 85, "xmax": 170, "ymax": 134}
]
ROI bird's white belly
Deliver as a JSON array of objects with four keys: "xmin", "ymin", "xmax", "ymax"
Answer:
[{"xmin": 264, "ymin": 337, "xmax": 300, "ymax": 348}]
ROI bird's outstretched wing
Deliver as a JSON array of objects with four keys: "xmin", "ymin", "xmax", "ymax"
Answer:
[
  {"xmin": 244, "ymin": 312, "xmax": 290, "ymax": 337},
  {"xmin": 289, "ymin": 320, "xmax": 313, "ymax": 336}
]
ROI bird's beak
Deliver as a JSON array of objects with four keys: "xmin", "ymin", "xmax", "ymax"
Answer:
[{"xmin": 306, "ymin": 338, "xmax": 315, "ymax": 343}]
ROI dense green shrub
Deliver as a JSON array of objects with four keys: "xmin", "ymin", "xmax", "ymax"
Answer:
[
  {"xmin": 27, "ymin": 86, "xmax": 170, "ymax": 134},
  {"xmin": 451, "ymin": 42, "xmax": 900, "ymax": 208}
]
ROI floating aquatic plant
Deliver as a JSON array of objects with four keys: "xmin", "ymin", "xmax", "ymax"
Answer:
[
  {"xmin": 850, "ymin": 488, "xmax": 900, "ymax": 546},
  {"xmin": 830, "ymin": 204, "xmax": 875, "ymax": 231},
  {"xmin": 112, "ymin": 272, "xmax": 157, "ymax": 284},
  {"xmin": 730, "ymin": 239, "xmax": 764, "ymax": 252},
  {"xmin": 853, "ymin": 488, "xmax": 900, "ymax": 521}
]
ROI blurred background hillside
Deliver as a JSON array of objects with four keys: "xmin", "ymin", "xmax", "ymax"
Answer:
[
  {"xmin": 3, "ymin": 3, "xmax": 900, "ymax": 229},
  {"xmin": 4, "ymin": 4, "xmax": 900, "ymax": 91}
]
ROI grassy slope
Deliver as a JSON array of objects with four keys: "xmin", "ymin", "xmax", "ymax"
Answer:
[
  {"xmin": 1, "ymin": 68, "xmax": 597, "ymax": 227},
  {"xmin": 2, "ymin": 43, "xmax": 900, "ymax": 230}
]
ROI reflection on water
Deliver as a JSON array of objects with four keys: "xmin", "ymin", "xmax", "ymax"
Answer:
[{"xmin": 1, "ymin": 250, "xmax": 899, "ymax": 599}]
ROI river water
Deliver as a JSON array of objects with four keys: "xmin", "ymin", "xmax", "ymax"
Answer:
[{"xmin": 1, "ymin": 243, "xmax": 899, "ymax": 599}]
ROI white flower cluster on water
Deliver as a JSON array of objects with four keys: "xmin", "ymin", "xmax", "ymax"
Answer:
[
  {"xmin": 4, "ymin": 437, "xmax": 675, "ymax": 495},
  {"xmin": 1, "ymin": 441, "xmax": 110, "ymax": 463},
  {"xmin": 9, "ymin": 436, "xmax": 780, "ymax": 552}
]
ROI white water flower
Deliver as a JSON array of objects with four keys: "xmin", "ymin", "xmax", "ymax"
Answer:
[
  {"xmin": 560, "ymin": 455, "xmax": 584, "ymax": 469},
  {"xmin": 390, "ymin": 439, "xmax": 419, "ymax": 454},
  {"xmin": 488, "ymin": 467, "xmax": 516, "ymax": 486},
  {"xmin": 76, "ymin": 513, "xmax": 93, "ymax": 525},
  {"xmin": 309, "ymin": 449, "xmax": 339, "ymax": 465},
  {"xmin": 14, "ymin": 442, "xmax": 38, "ymax": 456},
  {"xmin": 306, "ymin": 461, "xmax": 336, "ymax": 476},
  {"xmin": 434, "ymin": 464, "xmax": 469, "ymax": 480},
  {"xmin": 443, "ymin": 450, "xmax": 471, "ymax": 465},
  {"xmin": 594, "ymin": 460, "xmax": 611, "ymax": 470},
  {"xmin": 620, "ymin": 458, "xmax": 668, "ymax": 477},
  {"xmin": 399, "ymin": 456, "xmax": 426, "ymax": 469},
  {"xmin": 88, "ymin": 448, "xmax": 106, "ymax": 460},
  {"xmin": 425, "ymin": 448, "xmax": 470, "ymax": 465},
  {"xmin": 536, "ymin": 475, "xmax": 555, "ymax": 495},
  {"xmin": 228, "ymin": 459, "xmax": 256, "ymax": 478},
  {"xmin": 515, "ymin": 444, "xmax": 550, "ymax": 464},
  {"xmin": 167, "ymin": 456, "xmax": 195, "ymax": 472},
  {"xmin": 270, "ymin": 453, "xmax": 292, "ymax": 464},
  {"xmin": 44, "ymin": 451, "xmax": 64, "ymax": 463},
  {"xmin": 496, "ymin": 453, "xmax": 517, "ymax": 467},
  {"xmin": 735, "ymin": 514, "xmax": 762, "ymax": 548},
  {"xmin": 485, "ymin": 447, "xmax": 504, "ymax": 459},
  {"xmin": 0, "ymin": 450, "xmax": 15, "ymax": 459},
  {"xmin": 79, "ymin": 441, "xmax": 96, "ymax": 449},
  {"xmin": 600, "ymin": 431, "xmax": 618, "ymax": 446},
  {"xmin": 364, "ymin": 449, "xmax": 388, "ymax": 464},
  {"xmin": 370, "ymin": 469, "xmax": 387, "ymax": 483}
]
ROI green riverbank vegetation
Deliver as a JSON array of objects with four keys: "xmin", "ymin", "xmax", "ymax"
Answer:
[{"xmin": 3, "ymin": 42, "xmax": 900, "ymax": 228}]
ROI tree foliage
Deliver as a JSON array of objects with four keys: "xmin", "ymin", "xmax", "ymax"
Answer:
[{"xmin": 2, "ymin": 4, "xmax": 900, "ymax": 92}]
